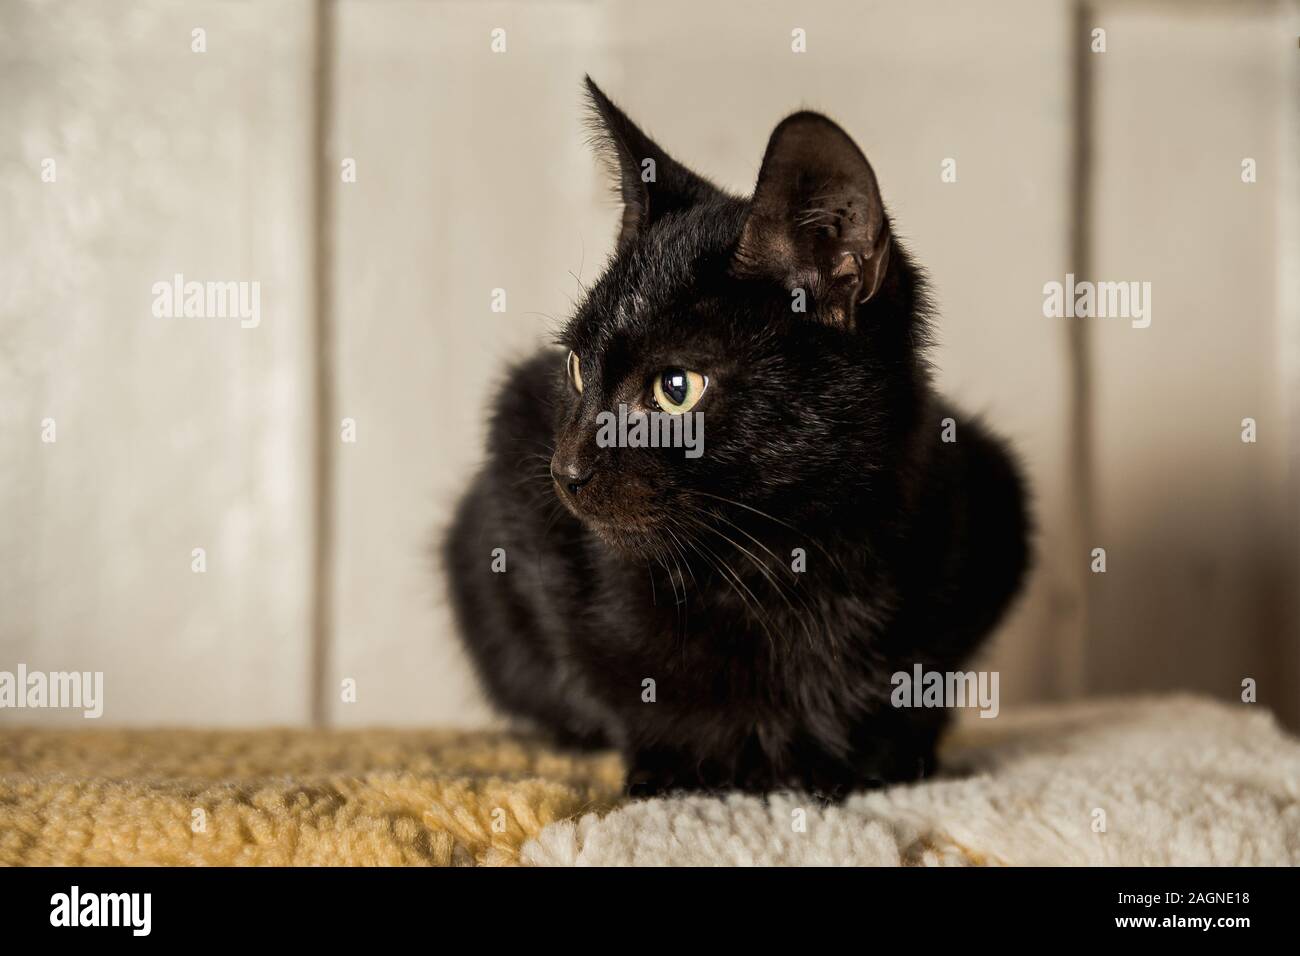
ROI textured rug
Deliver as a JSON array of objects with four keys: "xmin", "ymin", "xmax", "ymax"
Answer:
[
  {"xmin": 523, "ymin": 695, "xmax": 1300, "ymax": 865},
  {"xmin": 2, "ymin": 695, "xmax": 1296, "ymax": 866},
  {"xmin": 0, "ymin": 729, "xmax": 622, "ymax": 865}
]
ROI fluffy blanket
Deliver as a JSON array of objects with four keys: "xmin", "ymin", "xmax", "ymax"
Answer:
[
  {"xmin": 0, "ymin": 729, "xmax": 622, "ymax": 865},
  {"xmin": 2, "ymin": 695, "xmax": 1296, "ymax": 866}
]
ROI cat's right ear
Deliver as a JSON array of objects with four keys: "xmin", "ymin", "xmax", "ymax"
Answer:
[
  {"xmin": 584, "ymin": 76, "xmax": 718, "ymax": 251},
  {"xmin": 732, "ymin": 112, "xmax": 892, "ymax": 329}
]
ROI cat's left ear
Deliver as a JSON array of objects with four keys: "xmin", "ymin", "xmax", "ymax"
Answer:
[
  {"xmin": 584, "ymin": 76, "xmax": 719, "ymax": 251},
  {"xmin": 732, "ymin": 112, "xmax": 891, "ymax": 328}
]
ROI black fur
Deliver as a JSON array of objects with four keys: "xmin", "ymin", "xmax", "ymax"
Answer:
[{"xmin": 442, "ymin": 79, "xmax": 1030, "ymax": 799}]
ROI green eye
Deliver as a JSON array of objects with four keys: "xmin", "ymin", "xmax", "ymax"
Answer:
[
  {"xmin": 566, "ymin": 350, "xmax": 583, "ymax": 393},
  {"xmin": 652, "ymin": 367, "xmax": 707, "ymax": 413}
]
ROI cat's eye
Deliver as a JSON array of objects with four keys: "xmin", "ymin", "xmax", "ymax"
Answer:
[
  {"xmin": 652, "ymin": 368, "xmax": 708, "ymax": 414},
  {"xmin": 566, "ymin": 350, "xmax": 584, "ymax": 393}
]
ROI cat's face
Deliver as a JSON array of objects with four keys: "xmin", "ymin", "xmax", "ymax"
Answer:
[{"xmin": 551, "ymin": 79, "xmax": 926, "ymax": 555}]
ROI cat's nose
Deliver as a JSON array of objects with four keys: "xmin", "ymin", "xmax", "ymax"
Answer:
[{"xmin": 551, "ymin": 455, "xmax": 595, "ymax": 496}]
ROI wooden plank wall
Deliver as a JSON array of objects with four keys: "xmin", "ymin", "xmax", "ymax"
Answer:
[
  {"xmin": 2, "ymin": 0, "xmax": 1294, "ymax": 728},
  {"xmin": 1087, "ymin": 1, "xmax": 1300, "ymax": 728},
  {"xmin": 0, "ymin": 0, "xmax": 317, "ymax": 725}
]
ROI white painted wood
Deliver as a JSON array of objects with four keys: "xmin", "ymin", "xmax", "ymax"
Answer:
[
  {"xmin": 329, "ymin": 0, "xmax": 1080, "ymax": 724},
  {"xmin": 1087, "ymin": 2, "xmax": 1300, "ymax": 727},
  {"xmin": 7, "ymin": 0, "xmax": 1291, "ymax": 730},
  {"xmin": 0, "ymin": 0, "xmax": 317, "ymax": 725},
  {"xmin": 328, "ymin": 1, "xmax": 617, "ymax": 725}
]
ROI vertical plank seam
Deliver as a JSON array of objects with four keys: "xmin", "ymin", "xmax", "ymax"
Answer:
[
  {"xmin": 1065, "ymin": 0, "xmax": 1096, "ymax": 698},
  {"xmin": 309, "ymin": 0, "xmax": 337, "ymax": 729},
  {"xmin": 1276, "ymin": 1, "xmax": 1300, "ymax": 729}
]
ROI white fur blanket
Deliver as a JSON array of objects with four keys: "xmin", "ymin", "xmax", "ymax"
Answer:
[{"xmin": 522, "ymin": 695, "xmax": 1300, "ymax": 865}]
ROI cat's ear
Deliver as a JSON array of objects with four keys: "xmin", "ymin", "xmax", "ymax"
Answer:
[
  {"xmin": 732, "ymin": 112, "xmax": 891, "ymax": 328},
  {"xmin": 584, "ymin": 76, "xmax": 718, "ymax": 250}
]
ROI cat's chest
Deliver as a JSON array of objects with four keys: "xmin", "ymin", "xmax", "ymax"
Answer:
[{"xmin": 575, "ymin": 572, "xmax": 878, "ymax": 696}]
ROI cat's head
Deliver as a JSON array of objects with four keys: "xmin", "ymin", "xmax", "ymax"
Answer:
[{"xmin": 552, "ymin": 78, "xmax": 931, "ymax": 554}]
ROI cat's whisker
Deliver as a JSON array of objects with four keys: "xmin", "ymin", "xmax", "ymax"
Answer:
[
  {"xmin": 537, "ymin": 495, "xmax": 570, "ymax": 545},
  {"xmin": 515, "ymin": 452, "xmax": 556, "ymax": 468},
  {"xmin": 660, "ymin": 540, "xmax": 684, "ymax": 609},
  {"xmin": 692, "ymin": 505, "xmax": 793, "ymax": 583},
  {"xmin": 506, "ymin": 472, "xmax": 556, "ymax": 491},
  {"xmin": 648, "ymin": 535, "xmax": 687, "ymax": 623},
  {"xmin": 677, "ymin": 509, "xmax": 818, "ymax": 651},
  {"xmin": 667, "ymin": 523, "xmax": 731, "ymax": 613},
  {"xmin": 691, "ymin": 516, "xmax": 811, "ymax": 619},
  {"xmin": 670, "ymin": 519, "xmax": 780, "ymax": 657},
  {"xmin": 662, "ymin": 524, "xmax": 698, "ymax": 588},
  {"xmin": 665, "ymin": 537, "xmax": 691, "ymax": 639},
  {"xmin": 794, "ymin": 209, "xmax": 839, "ymax": 226},
  {"xmin": 687, "ymin": 490, "xmax": 842, "ymax": 568},
  {"xmin": 662, "ymin": 526, "xmax": 698, "ymax": 642},
  {"xmin": 508, "ymin": 437, "xmax": 558, "ymax": 457}
]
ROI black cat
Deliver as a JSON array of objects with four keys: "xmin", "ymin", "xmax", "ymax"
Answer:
[{"xmin": 442, "ymin": 78, "xmax": 1030, "ymax": 798}]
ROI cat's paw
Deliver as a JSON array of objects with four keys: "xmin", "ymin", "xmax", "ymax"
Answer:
[
  {"xmin": 624, "ymin": 765, "xmax": 677, "ymax": 799},
  {"xmin": 624, "ymin": 747, "xmax": 702, "ymax": 798}
]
